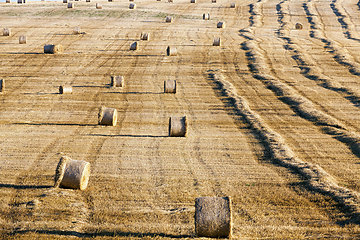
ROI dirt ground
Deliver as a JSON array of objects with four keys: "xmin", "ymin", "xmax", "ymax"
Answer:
[{"xmin": 1, "ymin": 0, "xmax": 360, "ymax": 239}]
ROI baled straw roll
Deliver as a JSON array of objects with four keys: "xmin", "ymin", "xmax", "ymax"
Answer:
[
  {"xmin": 169, "ymin": 116, "xmax": 187, "ymax": 137},
  {"xmin": 98, "ymin": 107, "xmax": 118, "ymax": 126}
]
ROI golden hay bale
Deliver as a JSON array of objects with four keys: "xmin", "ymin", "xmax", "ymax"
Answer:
[
  {"xmin": 0, "ymin": 79, "xmax": 4, "ymax": 93},
  {"xmin": 140, "ymin": 32, "xmax": 150, "ymax": 41},
  {"xmin": 165, "ymin": 16, "xmax": 173, "ymax": 23},
  {"xmin": 73, "ymin": 26, "xmax": 81, "ymax": 34},
  {"xmin": 295, "ymin": 23, "xmax": 303, "ymax": 30},
  {"xmin": 96, "ymin": 3, "xmax": 102, "ymax": 9},
  {"xmin": 111, "ymin": 75, "xmax": 124, "ymax": 87},
  {"xmin": 230, "ymin": 2, "xmax": 235, "ymax": 8},
  {"xmin": 168, "ymin": 0, "xmax": 173, "ymax": 2},
  {"xmin": 98, "ymin": 106, "xmax": 118, "ymax": 126},
  {"xmin": 59, "ymin": 85, "xmax": 72, "ymax": 94},
  {"xmin": 130, "ymin": 41, "xmax": 138, "ymax": 50},
  {"xmin": 3, "ymin": 28, "xmax": 11, "ymax": 36},
  {"xmin": 203, "ymin": 13, "xmax": 210, "ymax": 20},
  {"xmin": 169, "ymin": 116, "xmax": 187, "ymax": 137},
  {"xmin": 6, "ymin": 0, "xmax": 10, "ymax": 3},
  {"xmin": 129, "ymin": 2, "xmax": 136, "ymax": 9},
  {"xmin": 86, "ymin": 0, "xmax": 90, "ymax": 2},
  {"xmin": 217, "ymin": 22, "xmax": 225, "ymax": 28},
  {"xmin": 44, "ymin": 44, "xmax": 63, "ymax": 54},
  {"xmin": 211, "ymin": 0, "xmax": 216, "ymax": 3},
  {"xmin": 190, "ymin": 0, "xmax": 195, "ymax": 3},
  {"xmin": 54, "ymin": 156, "xmax": 90, "ymax": 190},
  {"xmin": 195, "ymin": 196, "xmax": 232, "ymax": 238},
  {"xmin": 63, "ymin": 0, "xmax": 67, "ymax": 3},
  {"xmin": 67, "ymin": 2, "xmax": 73, "ymax": 8},
  {"xmin": 164, "ymin": 80, "xmax": 176, "ymax": 93},
  {"xmin": 19, "ymin": 35, "xmax": 26, "ymax": 44},
  {"xmin": 166, "ymin": 46, "xmax": 177, "ymax": 56},
  {"xmin": 213, "ymin": 37, "xmax": 221, "ymax": 46}
]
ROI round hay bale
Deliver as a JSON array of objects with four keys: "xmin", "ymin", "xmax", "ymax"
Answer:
[
  {"xmin": 129, "ymin": 2, "xmax": 136, "ymax": 9},
  {"xmin": 86, "ymin": 0, "xmax": 90, "ymax": 2},
  {"xmin": 166, "ymin": 46, "xmax": 177, "ymax": 56},
  {"xmin": 6, "ymin": 0, "xmax": 10, "ymax": 3},
  {"xmin": 295, "ymin": 23, "xmax": 303, "ymax": 30},
  {"xmin": 130, "ymin": 41, "xmax": 138, "ymax": 50},
  {"xmin": 164, "ymin": 80, "xmax": 176, "ymax": 93},
  {"xmin": 54, "ymin": 156, "xmax": 90, "ymax": 190},
  {"xmin": 67, "ymin": 2, "xmax": 73, "ymax": 8},
  {"xmin": 111, "ymin": 75, "xmax": 124, "ymax": 87},
  {"xmin": 44, "ymin": 44, "xmax": 63, "ymax": 54},
  {"xmin": 165, "ymin": 16, "xmax": 173, "ymax": 23},
  {"xmin": 168, "ymin": 0, "xmax": 173, "ymax": 2},
  {"xmin": 73, "ymin": 27, "xmax": 81, "ymax": 35},
  {"xmin": 108, "ymin": 0, "xmax": 112, "ymax": 2},
  {"xmin": 59, "ymin": 85, "xmax": 72, "ymax": 94},
  {"xmin": 0, "ymin": 79, "xmax": 4, "ymax": 93},
  {"xmin": 230, "ymin": 2, "xmax": 235, "ymax": 8},
  {"xmin": 195, "ymin": 196, "xmax": 232, "ymax": 238},
  {"xmin": 19, "ymin": 35, "xmax": 26, "ymax": 44},
  {"xmin": 217, "ymin": 22, "xmax": 225, "ymax": 28},
  {"xmin": 169, "ymin": 116, "xmax": 187, "ymax": 137},
  {"xmin": 211, "ymin": 0, "xmax": 216, "ymax": 3},
  {"xmin": 96, "ymin": 3, "xmax": 102, "ymax": 9},
  {"xmin": 190, "ymin": 0, "xmax": 195, "ymax": 3},
  {"xmin": 203, "ymin": 13, "xmax": 210, "ymax": 20},
  {"xmin": 140, "ymin": 32, "xmax": 150, "ymax": 41},
  {"xmin": 63, "ymin": 0, "xmax": 67, "ymax": 3},
  {"xmin": 3, "ymin": 28, "xmax": 11, "ymax": 36},
  {"xmin": 129, "ymin": 0, "xmax": 134, "ymax": 1},
  {"xmin": 98, "ymin": 107, "xmax": 118, "ymax": 126},
  {"xmin": 17, "ymin": 0, "xmax": 22, "ymax": 4},
  {"xmin": 213, "ymin": 37, "xmax": 221, "ymax": 46}
]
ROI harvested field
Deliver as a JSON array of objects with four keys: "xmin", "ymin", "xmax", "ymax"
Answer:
[{"xmin": 0, "ymin": 0, "xmax": 360, "ymax": 239}]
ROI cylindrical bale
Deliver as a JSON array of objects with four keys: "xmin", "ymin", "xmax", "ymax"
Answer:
[
  {"xmin": 108, "ymin": 0, "xmax": 112, "ymax": 2},
  {"xmin": 203, "ymin": 13, "xmax": 210, "ymax": 20},
  {"xmin": 59, "ymin": 85, "xmax": 72, "ymax": 94},
  {"xmin": 3, "ymin": 28, "xmax": 11, "ymax": 36},
  {"xmin": 129, "ymin": 0, "xmax": 134, "ymax": 1},
  {"xmin": 230, "ymin": 2, "xmax": 235, "ymax": 8},
  {"xmin": 140, "ymin": 32, "xmax": 150, "ymax": 41},
  {"xmin": 19, "ymin": 35, "xmax": 26, "ymax": 44},
  {"xmin": 195, "ymin": 196, "xmax": 232, "ymax": 238},
  {"xmin": 73, "ymin": 26, "xmax": 81, "ymax": 34},
  {"xmin": 295, "ymin": 23, "xmax": 303, "ymax": 30},
  {"xmin": 44, "ymin": 44, "xmax": 63, "ymax": 54},
  {"xmin": 63, "ymin": 0, "xmax": 67, "ymax": 3},
  {"xmin": 169, "ymin": 116, "xmax": 187, "ymax": 137},
  {"xmin": 98, "ymin": 107, "xmax": 118, "ymax": 126},
  {"xmin": 67, "ymin": 2, "xmax": 73, "ymax": 8},
  {"xmin": 217, "ymin": 21, "xmax": 225, "ymax": 28},
  {"xmin": 17, "ymin": 0, "xmax": 22, "ymax": 3},
  {"xmin": 211, "ymin": 0, "xmax": 216, "ymax": 3},
  {"xmin": 164, "ymin": 80, "xmax": 176, "ymax": 93},
  {"xmin": 0, "ymin": 79, "xmax": 4, "ymax": 93},
  {"xmin": 190, "ymin": 0, "xmax": 195, "ymax": 3},
  {"xmin": 130, "ymin": 41, "xmax": 138, "ymax": 50},
  {"xmin": 111, "ymin": 75, "xmax": 124, "ymax": 87},
  {"xmin": 54, "ymin": 156, "xmax": 91, "ymax": 190},
  {"xmin": 86, "ymin": 0, "xmax": 90, "ymax": 2},
  {"xmin": 166, "ymin": 46, "xmax": 177, "ymax": 56},
  {"xmin": 129, "ymin": 2, "xmax": 136, "ymax": 9},
  {"xmin": 168, "ymin": 0, "xmax": 173, "ymax": 3},
  {"xmin": 213, "ymin": 37, "xmax": 221, "ymax": 46},
  {"xmin": 96, "ymin": 3, "xmax": 102, "ymax": 9},
  {"xmin": 165, "ymin": 16, "xmax": 173, "ymax": 23},
  {"xmin": 6, "ymin": 0, "xmax": 10, "ymax": 3}
]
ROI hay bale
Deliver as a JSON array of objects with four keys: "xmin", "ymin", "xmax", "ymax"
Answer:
[
  {"xmin": 195, "ymin": 196, "xmax": 232, "ymax": 238},
  {"xmin": 67, "ymin": 2, "xmax": 73, "ymax": 8},
  {"xmin": 44, "ymin": 44, "xmax": 63, "ymax": 54},
  {"xmin": 86, "ymin": 0, "xmax": 90, "ymax": 2},
  {"xmin": 129, "ymin": 2, "xmax": 136, "ymax": 9},
  {"xmin": 6, "ymin": 0, "xmax": 10, "ymax": 3},
  {"xmin": 190, "ymin": 0, "xmax": 195, "ymax": 3},
  {"xmin": 17, "ymin": 0, "xmax": 22, "ymax": 3},
  {"xmin": 54, "ymin": 156, "xmax": 90, "ymax": 190},
  {"xmin": 295, "ymin": 23, "xmax": 303, "ymax": 30},
  {"xmin": 203, "ymin": 13, "xmax": 210, "ymax": 20},
  {"xmin": 168, "ymin": 0, "xmax": 173, "ymax": 2},
  {"xmin": 108, "ymin": 0, "xmax": 112, "ymax": 2},
  {"xmin": 63, "ymin": 0, "xmax": 67, "ymax": 3},
  {"xmin": 165, "ymin": 16, "xmax": 173, "ymax": 23},
  {"xmin": 213, "ymin": 37, "xmax": 221, "ymax": 46},
  {"xmin": 3, "ymin": 28, "xmax": 11, "ymax": 36},
  {"xmin": 96, "ymin": 3, "xmax": 102, "ymax": 9},
  {"xmin": 164, "ymin": 80, "xmax": 176, "ymax": 93},
  {"xmin": 0, "ymin": 79, "xmax": 4, "ymax": 93},
  {"xmin": 59, "ymin": 85, "xmax": 72, "ymax": 94},
  {"xmin": 140, "ymin": 32, "xmax": 150, "ymax": 41},
  {"xmin": 98, "ymin": 107, "xmax": 118, "ymax": 126},
  {"xmin": 211, "ymin": 0, "xmax": 216, "ymax": 3},
  {"xmin": 169, "ymin": 116, "xmax": 187, "ymax": 137},
  {"xmin": 230, "ymin": 2, "xmax": 235, "ymax": 8},
  {"xmin": 111, "ymin": 75, "xmax": 124, "ymax": 88},
  {"xmin": 19, "ymin": 35, "xmax": 26, "ymax": 44},
  {"xmin": 129, "ymin": 0, "xmax": 134, "ymax": 1},
  {"xmin": 217, "ymin": 22, "xmax": 225, "ymax": 28},
  {"xmin": 130, "ymin": 41, "xmax": 138, "ymax": 50},
  {"xmin": 73, "ymin": 27, "xmax": 81, "ymax": 34},
  {"xmin": 166, "ymin": 46, "xmax": 177, "ymax": 56}
]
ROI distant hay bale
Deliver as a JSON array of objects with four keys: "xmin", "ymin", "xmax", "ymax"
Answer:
[
  {"xmin": 0, "ymin": 79, "xmax": 4, "ymax": 93},
  {"xmin": 164, "ymin": 80, "xmax": 176, "ymax": 93},
  {"xmin": 17, "ymin": 0, "xmax": 22, "ymax": 4},
  {"xmin": 6, "ymin": 0, "xmax": 10, "ymax": 3},
  {"xmin": 230, "ymin": 2, "xmax": 235, "ymax": 8},
  {"xmin": 211, "ymin": 0, "xmax": 216, "ymax": 3},
  {"xmin": 108, "ymin": 0, "xmax": 112, "ymax": 2},
  {"xmin": 73, "ymin": 27, "xmax": 81, "ymax": 34},
  {"xmin": 213, "ymin": 37, "xmax": 221, "ymax": 46},
  {"xmin": 19, "ymin": 35, "xmax": 26, "ymax": 44},
  {"xmin": 217, "ymin": 22, "xmax": 225, "ymax": 28},
  {"xmin": 44, "ymin": 44, "xmax": 63, "ymax": 54},
  {"xmin": 129, "ymin": 2, "xmax": 136, "ymax": 9},
  {"xmin": 86, "ymin": 0, "xmax": 90, "ymax": 2},
  {"xmin": 203, "ymin": 13, "xmax": 210, "ymax": 20},
  {"xmin": 195, "ymin": 196, "xmax": 232, "ymax": 238},
  {"xmin": 130, "ymin": 41, "xmax": 138, "ymax": 50},
  {"xmin": 295, "ymin": 23, "xmax": 303, "ymax": 30},
  {"xmin": 140, "ymin": 32, "xmax": 150, "ymax": 40},
  {"xmin": 59, "ymin": 85, "xmax": 72, "ymax": 94},
  {"xmin": 98, "ymin": 106, "xmax": 118, "ymax": 126},
  {"xmin": 169, "ymin": 116, "xmax": 187, "ymax": 137},
  {"xmin": 165, "ymin": 16, "xmax": 173, "ymax": 22},
  {"xmin": 168, "ymin": 0, "xmax": 173, "ymax": 2},
  {"xmin": 96, "ymin": 3, "xmax": 102, "ymax": 9},
  {"xmin": 129, "ymin": 0, "xmax": 134, "ymax": 1},
  {"xmin": 166, "ymin": 46, "xmax": 177, "ymax": 56},
  {"xmin": 67, "ymin": 2, "xmax": 73, "ymax": 8},
  {"xmin": 54, "ymin": 156, "xmax": 90, "ymax": 190},
  {"xmin": 190, "ymin": 0, "xmax": 195, "ymax": 3},
  {"xmin": 111, "ymin": 75, "xmax": 124, "ymax": 88},
  {"xmin": 3, "ymin": 28, "xmax": 11, "ymax": 36},
  {"xmin": 63, "ymin": 0, "xmax": 67, "ymax": 3}
]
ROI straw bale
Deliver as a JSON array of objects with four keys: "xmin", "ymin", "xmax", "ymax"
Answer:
[
  {"xmin": 19, "ymin": 35, "xmax": 26, "ymax": 44},
  {"xmin": 140, "ymin": 32, "xmax": 150, "ymax": 40},
  {"xmin": 96, "ymin": 3, "xmax": 102, "ymax": 9},
  {"xmin": 129, "ymin": 2, "xmax": 136, "ymax": 9},
  {"xmin": 165, "ymin": 16, "xmax": 173, "ymax": 22},
  {"xmin": 59, "ymin": 85, "xmax": 72, "ymax": 94},
  {"xmin": 217, "ymin": 22, "xmax": 225, "ymax": 28},
  {"xmin": 164, "ymin": 80, "xmax": 176, "ymax": 93},
  {"xmin": 230, "ymin": 2, "xmax": 235, "ymax": 8},
  {"xmin": 98, "ymin": 107, "xmax": 118, "ymax": 126},
  {"xmin": 111, "ymin": 75, "xmax": 124, "ymax": 88},
  {"xmin": 130, "ymin": 41, "xmax": 138, "ymax": 50},
  {"xmin": 213, "ymin": 37, "xmax": 221, "ymax": 46},
  {"xmin": 295, "ymin": 23, "xmax": 303, "ymax": 30},
  {"xmin": 67, "ymin": 2, "xmax": 73, "ymax": 8},
  {"xmin": 44, "ymin": 44, "xmax": 63, "ymax": 54},
  {"xmin": 169, "ymin": 116, "xmax": 187, "ymax": 137},
  {"xmin": 0, "ymin": 79, "xmax": 4, "ymax": 93},
  {"xmin": 166, "ymin": 46, "xmax": 177, "ymax": 56},
  {"xmin": 3, "ymin": 28, "xmax": 11, "ymax": 36},
  {"xmin": 203, "ymin": 13, "xmax": 210, "ymax": 20}
]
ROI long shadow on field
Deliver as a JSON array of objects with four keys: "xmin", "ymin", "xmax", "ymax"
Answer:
[
  {"xmin": 104, "ymin": 91, "xmax": 164, "ymax": 95},
  {"xmin": 87, "ymin": 133, "xmax": 168, "ymax": 138},
  {"xmin": 0, "ymin": 183, "xmax": 52, "ymax": 189},
  {"xmin": 13, "ymin": 122, "xmax": 97, "ymax": 127},
  {"xmin": 11, "ymin": 230, "xmax": 192, "ymax": 238}
]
